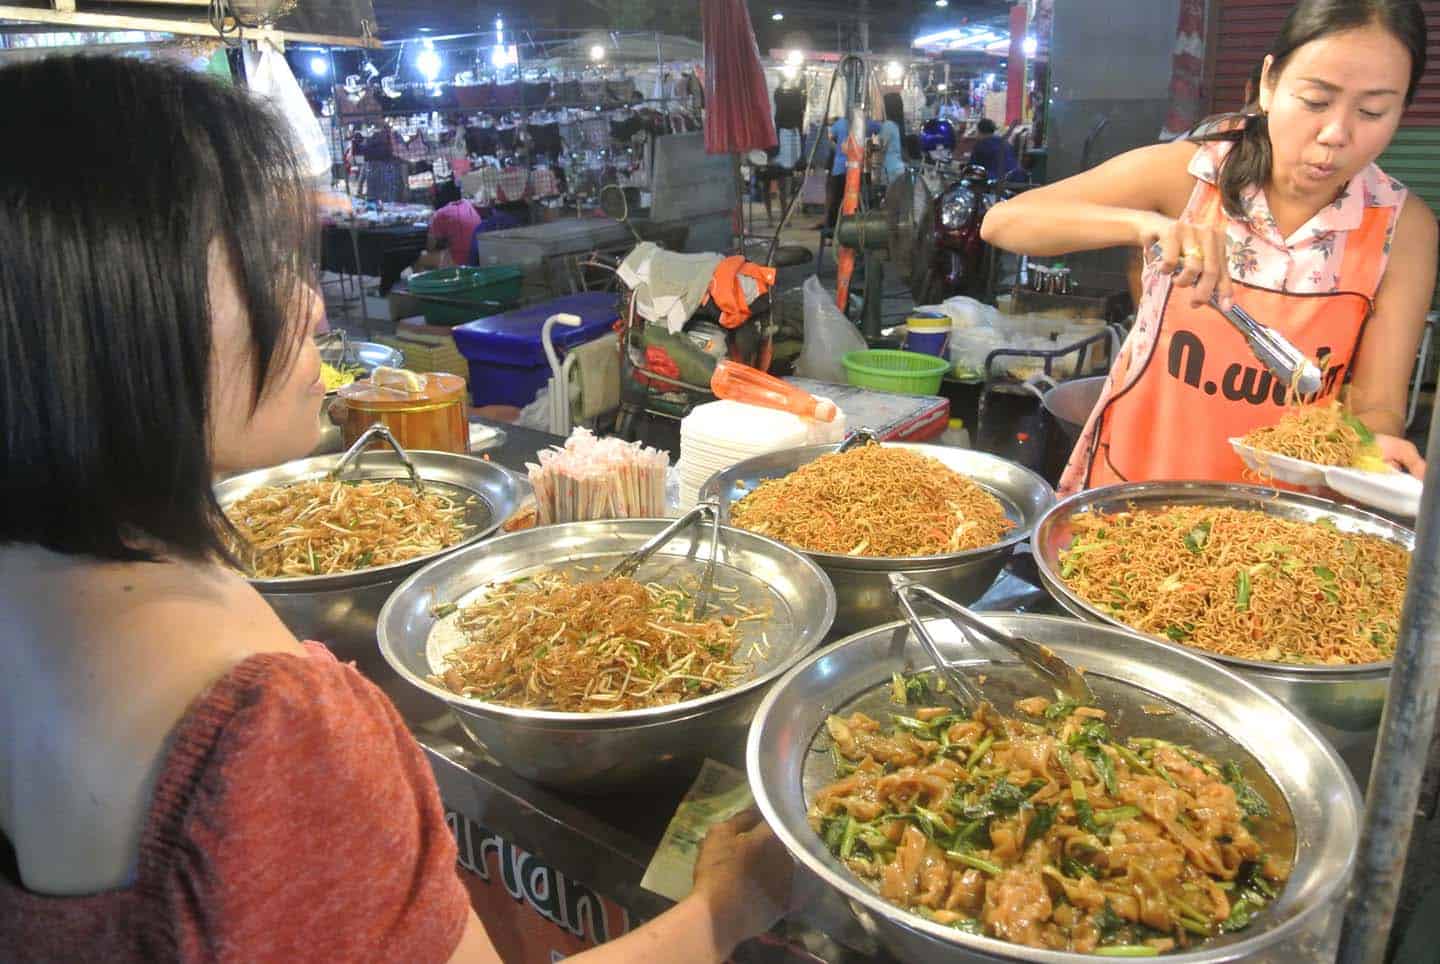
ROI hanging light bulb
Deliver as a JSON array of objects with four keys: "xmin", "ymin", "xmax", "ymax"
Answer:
[
  {"xmin": 589, "ymin": 43, "xmax": 606, "ymax": 62},
  {"xmin": 1023, "ymin": 34, "xmax": 1038, "ymax": 56},
  {"xmin": 786, "ymin": 49, "xmax": 804, "ymax": 67},
  {"xmin": 416, "ymin": 42, "xmax": 443, "ymax": 83},
  {"xmin": 885, "ymin": 61, "xmax": 904, "ymax": 83},
  {"xmin": 309, "ymin": 55, "xmax": 329, "ymax": 77},
  {"xmin": 935, "ymin": 0, "xmax": 948, "ymax": 6},
  {"xmin": 771, "ymin": 10, "xmax": 784, "ymax": 20}
]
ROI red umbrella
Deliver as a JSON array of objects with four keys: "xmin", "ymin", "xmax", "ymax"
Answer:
[{"xmin": 701, "ymin": 0, "xmax": 777, "ymax": 154}]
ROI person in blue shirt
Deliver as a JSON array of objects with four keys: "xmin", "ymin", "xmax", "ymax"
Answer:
[
  {"xmin": 969, "ymin": 117, "xmax": 1019, "ymax": 183},
  {"xmin": 878, "ymin": 92, "xmax": 907, "ymax": 188}
]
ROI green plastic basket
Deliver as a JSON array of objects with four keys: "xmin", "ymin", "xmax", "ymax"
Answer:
[
  {"xmin": 841, "ymin": 349, "xmax": 951, "ymax": 395},
  {"xmin": 409, "ymin": 265, "xmax": 523, "ymax": 326}
]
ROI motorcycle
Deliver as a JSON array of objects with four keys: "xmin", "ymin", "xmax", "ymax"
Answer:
[{"xmin": 911, "ymin": 163, "xmax": 1030, "ymax": 305}]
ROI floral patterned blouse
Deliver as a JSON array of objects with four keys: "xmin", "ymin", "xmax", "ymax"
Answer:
[{"xmin": 1057, "ymin": 140, "xmax": 1407, "ymax": 495}]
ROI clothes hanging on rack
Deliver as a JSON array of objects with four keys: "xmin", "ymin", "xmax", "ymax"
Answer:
[{"xmin": 774, "ymin": 88, "xmax": 806, "ymax": 131}]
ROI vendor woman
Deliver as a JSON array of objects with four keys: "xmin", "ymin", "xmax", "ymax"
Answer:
[{"xmin": 983, "ymin": 0, "xmax": 1434, "ymax": 494}]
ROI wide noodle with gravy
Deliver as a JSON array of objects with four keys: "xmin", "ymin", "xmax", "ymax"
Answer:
[{"xmin": 811, "ymin": 680, "xmax": 1288, "ymax": 955}]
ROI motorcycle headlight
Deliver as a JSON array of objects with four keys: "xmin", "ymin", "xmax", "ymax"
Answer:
[{"xmin": 940, "ymin": 189, "xmax": 975, "ymax": 229}]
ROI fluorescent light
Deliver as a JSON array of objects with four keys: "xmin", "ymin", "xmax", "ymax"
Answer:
[
  {"xmin": 786, "ymin": 49, "xmax": 804, "ymax": 66},
  {"xmin": 589, "ymin": 43, "xmax": 606, "ymax": 62},
  {"xmin": 935, "ymin": 0, "xmax": 948, "ymax": 6},
  {"xmin": 309, "ymin": 55, "xmax": 328, "ymax": 77},
  {"xmin": 417, "ymin": 45, "xmax": 443, "ymax": 82},
  {"xmin": 885, "ymin": 61, "xmax": 904, "ymax": 82},
  {"xmin": 1023, "ymin": 34, "xmax": 1038, "ymax": 56},
  {"xmin": 771, "ymin": 11, "xmax": 784, "ymax": 20},
  {"xmin": 913, "ymin": 27, "xmax": 962, "ymax": 47},
  {"xmin": 491, "ymin": 44, "xmax": 518, "ymax": 68},
  {"xmin": 936, "ymin": 82, "xmax": 948, "ymax": 91}
]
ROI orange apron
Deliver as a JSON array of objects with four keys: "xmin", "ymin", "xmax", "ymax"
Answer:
[{"xmin": 1080, "ymin": 185, "xmax": 1392, "ymax": 489}]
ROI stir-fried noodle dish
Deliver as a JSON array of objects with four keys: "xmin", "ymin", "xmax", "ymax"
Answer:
[
  {"xmin": 812, "ymin": 681, "xmax": 1288, "ymax": 954},
  {"xmin": 731, "ymin": 444, "xmax": 1014, "ymax": 557},
  {"xmin": 225, "ymin": 479, "xmax": 471, "ymax": 578},
  {"xmin": 1240, "ymin": 400, "xmax": 1378, "ymax": 469},
  {"xmin": 1059, "ymin": 506, "xmax": 1407, "ymax": 665},
  {"xmin": 431, "ymin": 570, "xmax": 752, "ymax": 711}
]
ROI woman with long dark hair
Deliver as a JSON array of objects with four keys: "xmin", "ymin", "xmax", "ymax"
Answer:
[
  {"xmin": 983, "ymin": 0, "xmax": 1434, "ymax": 493},
  {"xmin": 0, "ymin": 56, "xmax": 792, "ymax": 962}
]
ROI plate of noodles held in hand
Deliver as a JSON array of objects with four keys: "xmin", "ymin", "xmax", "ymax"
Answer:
[
  {"xmin": 727, "ymin": 442, "xmax": 1018, "ymax": 560},
  {"xmin": 1230, "ymin": 401, "xmax": 1421, "ymax": 517}
]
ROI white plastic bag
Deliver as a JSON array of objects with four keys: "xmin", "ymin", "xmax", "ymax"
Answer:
[
  {"xmin": 795, "ymin": 276, "xmax": 868, "ymax": 384},
  {"xmin": 243, "ymin": 42, "xmax": 332, "ymax": 180}
]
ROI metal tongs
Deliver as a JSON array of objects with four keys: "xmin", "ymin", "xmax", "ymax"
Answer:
[
  {"xmin": 837, "ymin": 428, "xmax": 879, "ymax": 454},
  {"xmin": 328, "ymin": 422, "xmax": 426, "ymax": 493},
  {"xmin": 1147, "ymin": 242, "xmax": 1323, "ymax": 395},
  {"xmin": 889, "ymin": 574, "xmax": 1093, "ymax": 715},
  {"xmin": 607, "ymin": 501, "xmax": 722, "ymax": 620}
]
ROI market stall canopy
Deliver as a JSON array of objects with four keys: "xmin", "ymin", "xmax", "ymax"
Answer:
[{"xmin": 701, "ymin": 0, "xmax": 774, "ymax": 154}]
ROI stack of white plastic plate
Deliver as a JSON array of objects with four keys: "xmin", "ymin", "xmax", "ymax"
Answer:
[{"xmin": 678, "ymin": 400, "xmax": 847, "ymax": 508}]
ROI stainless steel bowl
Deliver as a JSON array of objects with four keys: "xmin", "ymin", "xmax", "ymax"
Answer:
[
  {"xmin": 215, "ymin": 450, "xmax": 524, "ymax": 658},
  {"xmin": 748, "ymin": 614, "xmax": 1360, "ymax": 963},
  {"xmin": 320, "ymin": 339, "xmax": 404, "ymax": 380},
  {"xmin": 699, "ymin": 443, "xmax": 1054, "ymax": 636},
  {"xmin": 377, "ymin": 518, "xmax": 837, "ymax": 792},
  {"xmin": 1032, "ymin": 481, "xmax": 1414, "ymax": 782}
]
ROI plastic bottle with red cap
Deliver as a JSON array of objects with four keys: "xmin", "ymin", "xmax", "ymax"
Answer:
[{"xmin": 710, "ymin": 359, "xmax": 838, "ymax": 422}]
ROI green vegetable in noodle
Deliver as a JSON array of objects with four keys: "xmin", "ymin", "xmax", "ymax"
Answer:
[
  {"xmin": 1343, "ymin": 413, "xmax": 1376, "ymax": 445},
  {"xmin": 431, "ymin": 602, "xmax": 459, "ymax": 618},
  {"xmin": 1184, "ymin": 520, "xmax": 1212, "ymax": 554},
  {"xmin": 891, "ymin": 671, "xmax": 933, "ymax": 705},
  {"xmin": 944, "ymin": 850, "xmax": 1003, "ymax": 876},
  {"xmin": 1069, "ymin": 719, "xmax": 1113, "ymax": 749},
  {"xmin": 965, "ymin": 733, "xmax": 996, "ymax": 769},
  {"xmin": 1222, "ymin": 761, "xmax": 1272, "ymax": 820},
  {"xmin": 915, "ymin": 907, "xmax": 984, "ymax": 933},
  {"xmin": 1024, "ymin": 804, "xmax": 1056, "ymax": 845},
  {"xmin": 1094, "ymin": 901, "xmax": 1125, "ymax": 938},
  {"xmin": 1235, "ymin": 568, "xmax": 1252, "ymax": 612},
  {"xmin": 831, "ymin": 745, "xmax": 856, "ymax": 778},
  {"xmin": 1092, "ymin": 804, "xmax": 1142, "ymax": 826},
  {"xmin": 1044, "ymin": 697, "xmax": 1080, "ymax": 721},
  {"xmin": 1061, "ymin": 855, "xmax": 1099, "ymax": 879},
  {"xmin": 1165, "ymin": 624, "xmax": 1192, "ymax": 642},
  {"xmin": 1088, "ymin": 747, "xmax": 1119, "ymax": 798}
]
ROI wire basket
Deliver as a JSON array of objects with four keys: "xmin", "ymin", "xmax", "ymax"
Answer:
[{"xmin": 841, "ymin": 349, "xmax": 950, "ymax": 395}]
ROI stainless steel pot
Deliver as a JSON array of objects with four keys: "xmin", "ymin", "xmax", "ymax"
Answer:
[
  {"xmin": 748, "ymin": 614, "xmax": 1360, "ymax": 963},
  {"xmin": 1032, "ymin": 481, "xmax": 1414, "ymax": 783},
  {"xmin": 1040, "ymin": 375, "xmax": 1105, "ymax": 485},
  {"xmin": 699, "ymin": 443, "xmax": 1054, "ymax": 636},
  {"xmin": 377, "ymin": 518, "xmax": 836, "ymax": 792},
  {"xmin": 215, "ymin": 450, "xmax": 524, "ymax": 659}
]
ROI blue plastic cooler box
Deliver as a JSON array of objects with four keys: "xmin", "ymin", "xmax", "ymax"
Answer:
[{"xmin": 451, "ymin": 292, "xmax": 620, "ymax": 407}]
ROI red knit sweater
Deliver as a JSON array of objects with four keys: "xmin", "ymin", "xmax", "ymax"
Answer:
[{"xmin": 0, "ymin": 645, "xmax": 469, "ymax": 963}]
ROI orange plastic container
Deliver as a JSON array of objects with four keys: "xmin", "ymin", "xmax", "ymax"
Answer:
[
  {"xmin": 710, "ymin": 360, "xmax": 837, "ymax": 422},
  {"xmin": 338, "ymin": 369, "xmax": 469, "ymax": 454}
]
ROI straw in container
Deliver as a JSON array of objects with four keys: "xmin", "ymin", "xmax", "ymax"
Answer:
[{"xmin": 527, "ymin": 428, "xmax": 670, "ymax": 525}]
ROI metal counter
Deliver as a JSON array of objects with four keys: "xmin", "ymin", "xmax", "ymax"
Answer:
[{"xmin": 351, "ymin": 419, "xmax": 1057, "ymax": 962}]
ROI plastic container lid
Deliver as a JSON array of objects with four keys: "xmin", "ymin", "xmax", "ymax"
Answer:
[{"xmin": 338, "ymin": 369, "xmax": 467, "ymax": 411}]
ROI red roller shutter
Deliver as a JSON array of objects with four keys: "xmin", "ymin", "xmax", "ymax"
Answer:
[{"xmin": 1205, "ymin": 0, "xmax": 1440, "ymax": 125}]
